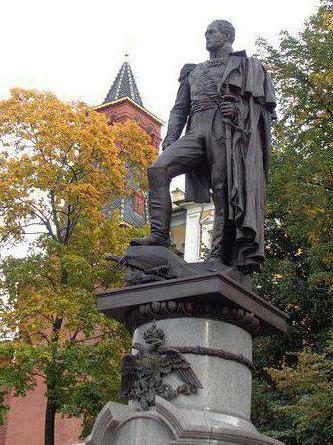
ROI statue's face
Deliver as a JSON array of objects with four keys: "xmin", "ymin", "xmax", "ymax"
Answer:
[{"xmin": 205, "ymin": 23, "xmax": 228, "ymax": 51}]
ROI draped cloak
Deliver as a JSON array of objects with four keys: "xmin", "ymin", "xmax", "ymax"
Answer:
[{"xmin": 164, "ymin": 52, "xmax": 276, "ymax": 271}]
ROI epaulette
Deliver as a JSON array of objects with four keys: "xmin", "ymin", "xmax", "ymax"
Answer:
[{"xmin": 178, "ymin": 64, "xmax": 197, "ymax": 82}]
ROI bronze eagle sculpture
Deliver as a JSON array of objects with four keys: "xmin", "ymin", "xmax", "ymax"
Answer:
[{"xmin": 120, "ymin": 323, "xmax": 203, "ymax": 410}]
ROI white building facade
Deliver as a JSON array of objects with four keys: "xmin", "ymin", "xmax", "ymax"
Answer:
[{"xmin": 170, "ymin": 189, "xmax": 214, "ymax": 262}]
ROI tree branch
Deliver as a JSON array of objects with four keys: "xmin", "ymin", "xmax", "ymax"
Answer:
[
  {"xmin": 15, "ymin": 198, "xmax": 58, "ymax": 241},
  {"xmin": 40, "ymin": 274, "xmax": 58, "ymax": 290},
  {"xmin": 49, "ymin": 191, "xmax": 62, "ymax": 242}
]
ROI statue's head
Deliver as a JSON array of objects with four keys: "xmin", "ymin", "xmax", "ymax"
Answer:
[{"xmin": 205, "ymin": 20, "xmax": 235, "ymax": 51}]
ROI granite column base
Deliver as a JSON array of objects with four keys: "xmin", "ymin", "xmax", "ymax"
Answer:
[{"xmin": 87, "ymin": 273, "xmax": 287, "ymax": 445}]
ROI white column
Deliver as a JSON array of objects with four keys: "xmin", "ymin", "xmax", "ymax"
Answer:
[{"xmin": 183, "ymin": 203, "xmax": 202, "ymax": 263}]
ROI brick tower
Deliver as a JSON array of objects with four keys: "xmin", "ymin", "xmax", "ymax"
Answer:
[
  {"xmin": 97, "ymin": 54, "xmax": 163, "ymax": 227},
  {"xmin": 98, "ymin": 53, "xmax": 162, "ymax": 149},
  {"xmin": 0, "ymin": 57, "xmax": 163, "ymax": 445}
]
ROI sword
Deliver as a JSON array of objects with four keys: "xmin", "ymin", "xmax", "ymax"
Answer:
[{"xmin": 219, "ymin": 94, "xmax": 237, "ymax": 222}]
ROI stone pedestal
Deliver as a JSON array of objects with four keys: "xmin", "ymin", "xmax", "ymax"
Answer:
[{"xmin": 86, "ymin": 272, "xmax": 287, "ymax": 445}]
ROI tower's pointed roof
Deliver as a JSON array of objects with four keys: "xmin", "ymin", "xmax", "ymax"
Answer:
[{"xmin": 103, "ymin": 54, "xmax": 143, "ymax": 106}]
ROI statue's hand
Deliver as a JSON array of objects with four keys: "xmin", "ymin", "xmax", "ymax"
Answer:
[
  {"xmin": 162, "ymin": 128, "xmax": 182, "ymax": 151},
  {"xmin": 220, "ymin": 102, "xmax": 237, "ymax": 119},
  {"xmin": 161, "ymin": 139, "xmax": 174, "ymax": 151}
]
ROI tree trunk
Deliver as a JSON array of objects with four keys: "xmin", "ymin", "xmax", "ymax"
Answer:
[
  {"xmin": 44, "ymin": 268, "xmax": 66, "ymax": 445},
  {"xmin": 44, "ymin": 399, "xmax": 56, "ymax": 445}
]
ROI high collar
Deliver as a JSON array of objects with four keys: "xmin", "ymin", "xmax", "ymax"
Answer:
[
  {"xmin": 230, "ymin": 50, "xmax": 247, "ymax": 57},
  {"xmin": 208, "ymin": 49, "xmax": 247, "ymax": 62}
]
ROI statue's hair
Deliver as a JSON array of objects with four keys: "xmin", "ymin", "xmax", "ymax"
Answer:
[{"xmin": 210, "ymin": 20, "xmax": 235, "ymax": 44}]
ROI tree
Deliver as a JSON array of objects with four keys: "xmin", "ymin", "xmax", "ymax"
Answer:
[
  {"xmin": 252, "ymin": 2, "xmax": 333, "ymax": 443},
  {"xmin": 267, "ymin": 344, "xmax": 333, "ymax": 444},
  {"xmin": 252, "ymin": 220, "xmax": 333, "ymax": 444},
  {"xmin": 257, "ymin": 0, "xmax": 333, "ymax": 291},
  {"xmin": 0, "ymin": 88, "xmax": 156, "ymax": 444}
]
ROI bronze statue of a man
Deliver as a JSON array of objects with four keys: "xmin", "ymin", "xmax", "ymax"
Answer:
[{"xmin": 132, "ymin": 20, "xmax": 276, "ymax": 274}]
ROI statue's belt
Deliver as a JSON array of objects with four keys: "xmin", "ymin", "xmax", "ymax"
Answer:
[
  {"xmin": 189, "ymin": 98, "xmax": 250, "ymax": 139},
  {"xmin": 190, "ymin": 97, "xmax": 231, "ymax": 116}
]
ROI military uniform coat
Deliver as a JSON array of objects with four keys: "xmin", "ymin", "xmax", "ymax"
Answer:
[{"xmin": 163, "ymin": 51, "xmax": 276, "ymax": 270}]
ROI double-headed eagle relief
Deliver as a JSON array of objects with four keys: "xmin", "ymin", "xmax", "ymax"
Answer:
[{"xmin": 120, "ymin": 323, "xmax": 202, "ymax": 409}]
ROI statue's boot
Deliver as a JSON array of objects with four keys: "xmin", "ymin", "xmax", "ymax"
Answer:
[
  {"xmin": 206, "ymin": 190, "xmax": 227, "ymax": 264},
  {"xmin": 131, "ymin": 167, "xmax": 171, "ymax": 247}
]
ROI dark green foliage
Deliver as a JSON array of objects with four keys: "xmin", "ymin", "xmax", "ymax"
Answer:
[{"xmin": 252, "ymin": 2, "xmax": 333, "ymax": 443}]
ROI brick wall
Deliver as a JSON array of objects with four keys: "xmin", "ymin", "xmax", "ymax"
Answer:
[
  {"xmin": 2, "ymin": 377, "xmax": 82, "ymax": 445},
  {"xmin": 98, "ymin": 99, "xmax": 162, "ymax": 148}
]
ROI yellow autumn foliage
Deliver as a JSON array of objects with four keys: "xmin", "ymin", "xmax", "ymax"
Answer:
[{"xmin": 0, "ymin": 88, "xmax": 157, "ymax": 246}]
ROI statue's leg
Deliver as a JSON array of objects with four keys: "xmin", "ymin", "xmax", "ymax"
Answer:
[
  {"xmin": 207, "ymin": 189, "xmax": 227, "ymax": 263},
  {"xmin": 131, "ymin": 135, "xmax": 205, "ymax": 247},
  {"xmin": 206, "ymin": 135, "xmax": 234, "ymax": 265}
]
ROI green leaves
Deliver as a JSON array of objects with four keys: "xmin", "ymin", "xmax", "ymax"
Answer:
[
  {"xmin": 269, "ymin": 347, "xmax": 333, "ymax": 445},
  {"xmin": 257, "ymin": 2, "xmax": 333, "ymax": 292},
  {"xmin": 252, "ymin": 2, "xmax": 333, "ymax": 443}
]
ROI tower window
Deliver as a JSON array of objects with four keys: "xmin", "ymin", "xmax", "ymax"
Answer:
[{"xmin": 134, "ymin": 191, "xmax": 145, "ymax": 216}]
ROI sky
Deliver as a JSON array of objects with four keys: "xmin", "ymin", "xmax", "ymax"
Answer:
[
  {"xmin": 1, "ymin": 0, "xmax": 319, "ymax": 122},
  {"xmin": 0, "ymin": 0, "xmax": 320, "ymax": 257}
]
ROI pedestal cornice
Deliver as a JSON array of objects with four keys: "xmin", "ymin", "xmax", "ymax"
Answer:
[{"xmin": 96, "ymin": 272, "xmax": 288, "ymax": 336}]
